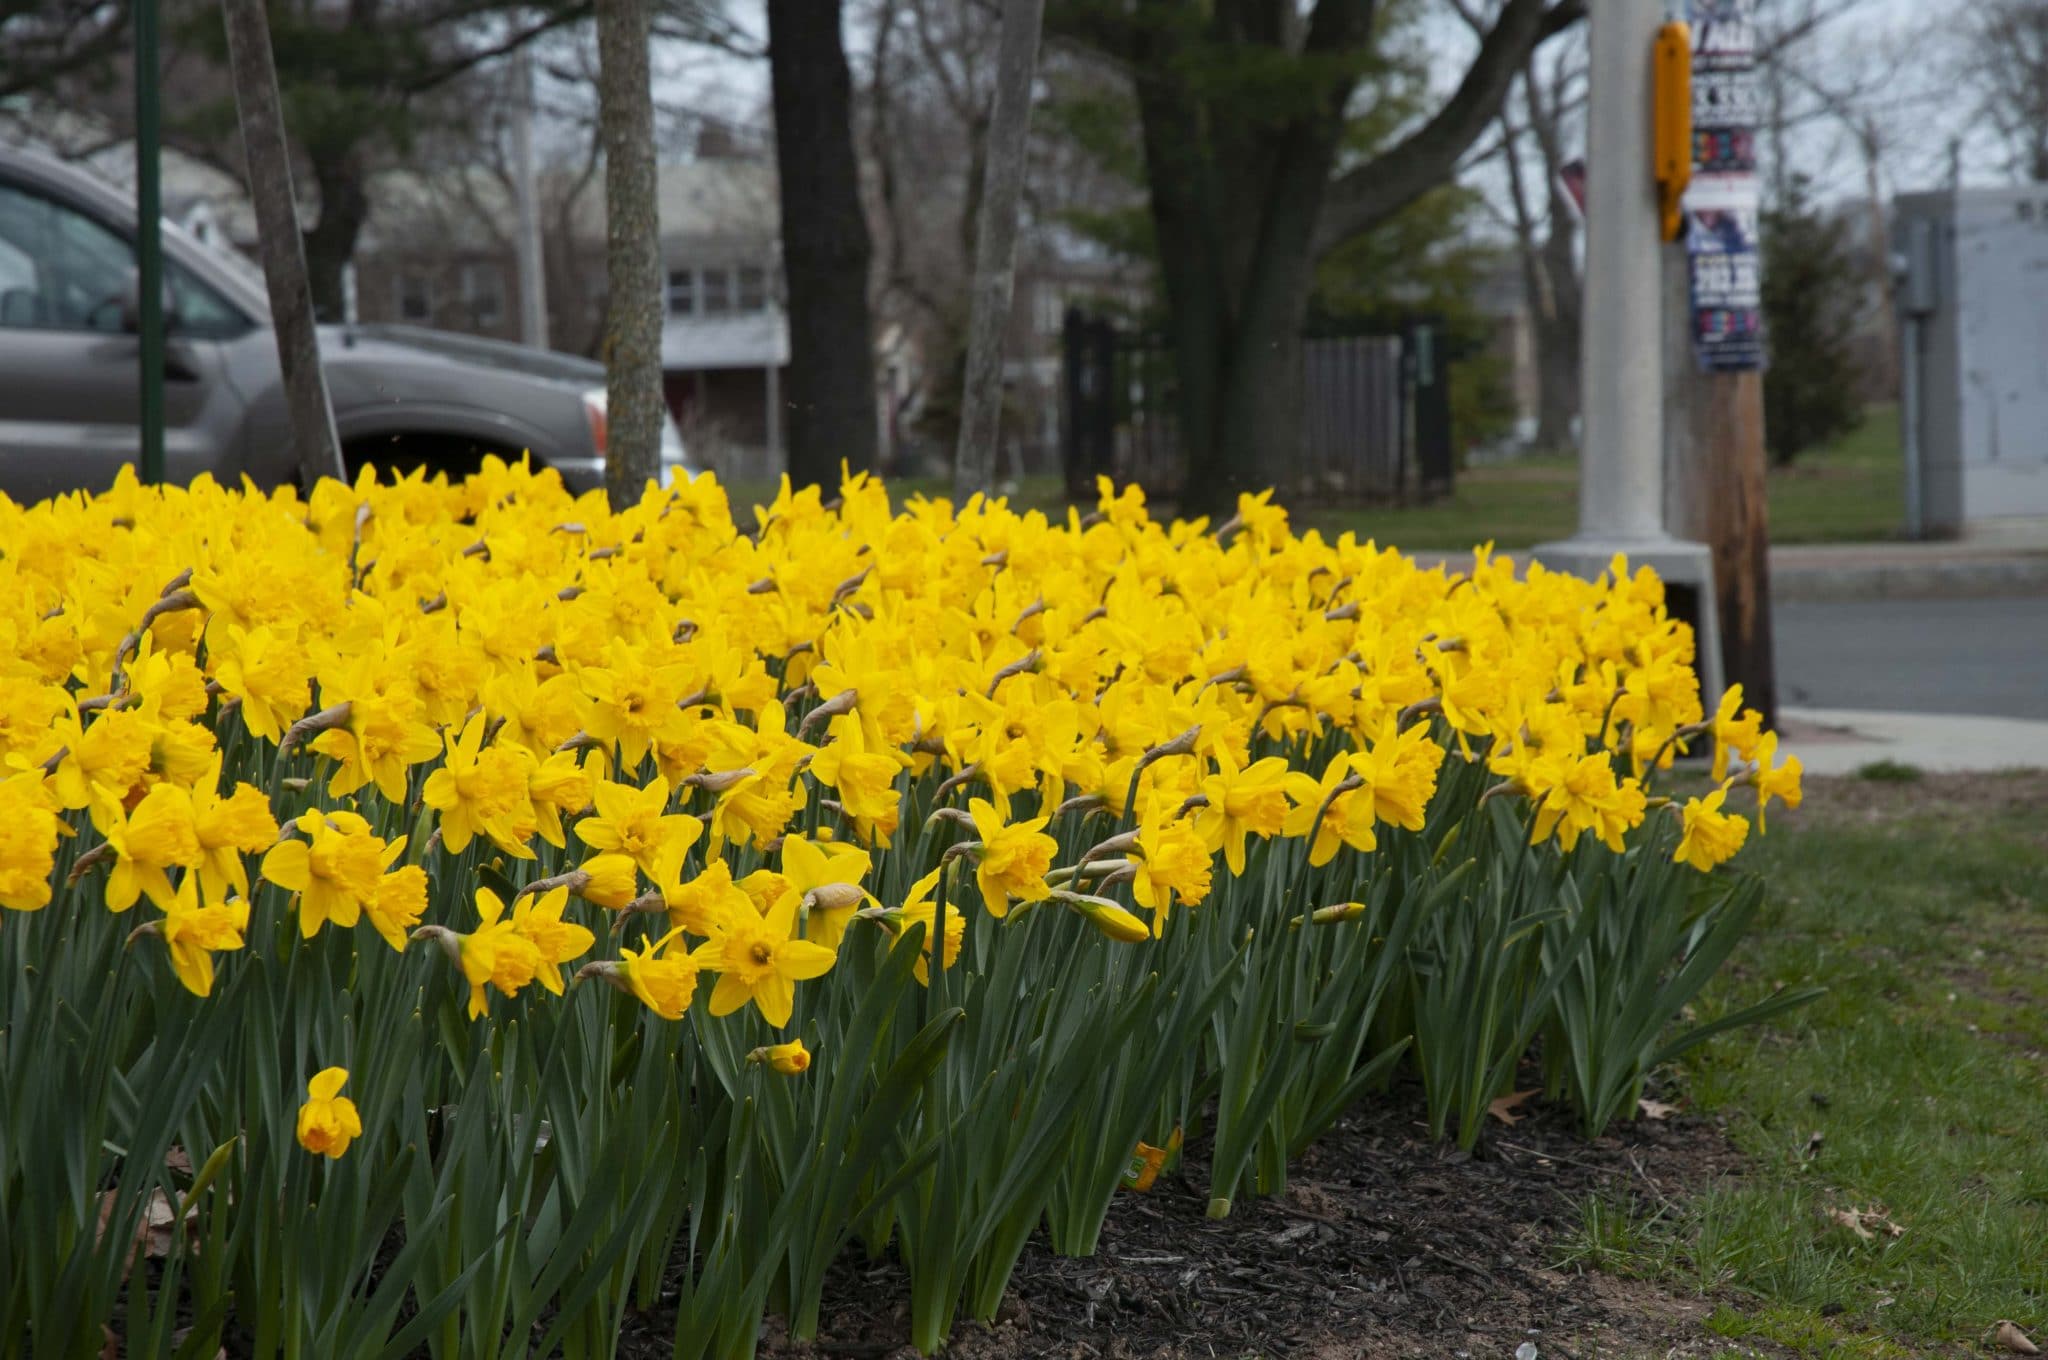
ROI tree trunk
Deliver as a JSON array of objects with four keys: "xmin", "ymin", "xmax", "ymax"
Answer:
[
  {"xmin": 303, "ymin": 150, "xmax": 369, "ymax": 324},
  {"xmin": 220, "ymin": 0, "xmax": 343, "ymax": 488},
  {"xmin": 1131, "ymin": 21, "xmax": 1339, "ymax": 521},
  {"xmin": 953, "ymin": 0, "xmax": 1044, "ymax": 498},
  {"xmin": 1532, "ymin": 210, "xmax": 1581, "ymax": 451},
  {"xmin": 595, "ymin": 0, "xmax": 665, "ymax": 507},
  {"xmin": 768, "ymin": 0, "xmax": 878, "ymax": 491}
]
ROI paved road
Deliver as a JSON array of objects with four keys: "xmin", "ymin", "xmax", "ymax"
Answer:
[{"xmin": 1773, "ymin": 596, "xmax": 2048, "ymax": 721}]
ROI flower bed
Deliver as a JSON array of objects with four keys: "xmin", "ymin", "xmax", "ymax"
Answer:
[{"xmin": 0, "ymin": 462, "xmax": 1810, "ymax": 1358}]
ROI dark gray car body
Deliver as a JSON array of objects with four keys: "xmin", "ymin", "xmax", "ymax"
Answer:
[{"xmin": 0, "ymin": 145, "xmax": 672, "ymax": 502}]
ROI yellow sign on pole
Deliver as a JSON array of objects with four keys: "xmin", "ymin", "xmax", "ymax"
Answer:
[{"xmin": 1653, "ymin": 21, "xmax": 1694, "ymax": 242}]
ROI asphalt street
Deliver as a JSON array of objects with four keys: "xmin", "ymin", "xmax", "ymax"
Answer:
[{"xmin": 1773, "ymin": 595, "xmax": 2048, "ymax": 721}]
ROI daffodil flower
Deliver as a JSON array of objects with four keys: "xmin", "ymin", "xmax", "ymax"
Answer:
[{"xmin": 689, "ymin": 887, "xmax": 837, "ymax": 1029}]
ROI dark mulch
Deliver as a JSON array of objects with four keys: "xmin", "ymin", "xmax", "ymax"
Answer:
[{"xmin": 727, "ymin": 1081, "xmax": 1760, "ymax": 1360}]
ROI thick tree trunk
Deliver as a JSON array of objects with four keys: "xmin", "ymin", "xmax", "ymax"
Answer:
[
  {"xmin": 595, "ymin": 0, "xmax": 664, "ymax": 507},
  {"xmin": 220, "ymin": 0, "xmax": 343, "ymax": 487},
  {"xmin": 953, "ymin": 0, "xmax": 1044, "ymax": 498},
  {"xmin": 1132, "ymin": 20, "xmax": 1340, "ymax": 521},
  {"xmin": 768, "ymin": 0, "xmax": 878, "ymax": 491}
]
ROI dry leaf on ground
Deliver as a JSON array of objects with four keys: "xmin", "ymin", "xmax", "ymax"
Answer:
[
  {"xmin": 1993, "ymin": 1320, "xmax": 2041, "ymax": 1355},
  {"xmin": 1487, "ymin": 1090, "xmax": 1540, "ymax": 1126},
  {"xmin": 1820, "ymin": 1205, "xmax": 1904, "ymax": 1243},
  {"xmin": 1637, "ymin": 1098, "xmax": 1681, "ymax": 1121}
]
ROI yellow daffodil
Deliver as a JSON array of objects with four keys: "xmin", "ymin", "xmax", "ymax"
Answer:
[
  {"xmin": 0, "ymin": 775, "xmax": 60, "ymax": 912},
  {"xmin": 1195, "ymin": 750, "xmax": 1294, "ymax": 876},
  {"xmin": 1674, "ymin": 784, "xmax": 1750, "ymax": 872},
  {"xmin": 261, "ymin": 810, "xmax": 404, "ymax": 938},
  {"xmin": 1131, "ymin": 799, "xmax": 1213, "ymax": 933},
  {"xmin": 690, "ymin": 887, "xmax": 837, "ymax": 1029},
  {"xmin": 421, "ymin": 713, "xmax": 538, "ymax": 857},
  {"xmin": 511, "ymin": 885, "xmax": 597, "ymax": 996},
  {"xmin": 574, "ymin": 776, "xmax": 700, "ymax": 878},
  {"xmin": 895, "ymin": 867, "xmax": 965, "ymax": 985},
  {"xmin": 1709, "ymin": 685, "xmax": 1765, "ymax": 782},
  {"xmin": 190, "ymin": 760, "xmax": 280, "ymax": 904},
  {"xmin": 102, "ymin": 782, "xmax": 202, "ymax": 913},
  {"xmin": 153, "ymin": 872, "xmax": 250, "ymax": 997},
  {"xmin": 295, "ymin": 1067, "xmax": 363, "ymax": 1159},
  {"xmin": 598, "ymin": 925, "xmax": 701, "ymax": 1020},
  {"xmin": 1527, "ymin": 752, "xmax": 1647, "ymax": 855},
  {"xmin": 364, "ymin": 864, "xmax": 429, "ymax": 952},
  {"xmin": 964, "ymin": 797, "xmax": 1056, "ymax": 919},
  {"xmin": 779, "ymin": 832, "xmax": 873, "ymax": 951},
  {"xmin": 1745, "ymin": 731, "xmax": 1804, "ymax": 832},
  {"xmin": 431, "ymin": 887, "xmax": 544, "ymax": 1020}
]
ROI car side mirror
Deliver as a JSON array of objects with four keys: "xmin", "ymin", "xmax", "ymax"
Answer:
[{"xmin": 119, "ymin": 272, "xmax": 182, "ymax": 334}]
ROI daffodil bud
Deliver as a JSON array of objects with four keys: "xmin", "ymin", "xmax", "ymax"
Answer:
[
  {"xmin": 410, "ymin": 924, "xmax": 463, "ymax": 967},
  {"xmin": 747, "ymin": 1040, "xmax": 812, "ymax": 1075},
  {"xmin": 804, "ymin": 882, "xmax": 866, "ymax": 914},
  {"xmin": 683, "ymin": 767, "xmax": 754, "ymax": 794},
  {"xmin": 1079, "ymin": 831, "xmax": 1139, "ymax": 864},
  {"xmin": 573, "ymin": 960, "xmax": 631, "ymax": 996},
  {"xmin": 797, "ymin": 689, "xmax": 857, "ymax": 737},
  {"xmin": 279, "ymin": 701, "xmax": 352, "ymax": 754},
  {"xmin": 1074, "ymin": 896, "xmax": 1149, "ymax": 944},
  {"xmin": 1310, "ymin": 902, "xmax": 1367, "ymax": 925}
]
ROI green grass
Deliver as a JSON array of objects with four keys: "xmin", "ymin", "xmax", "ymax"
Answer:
[
  {"xmin": 1554, "ymin": 775, "xmax": 2048, "ymax": 1356},
  {"xmin": 1296, "ymin": 406, "xmax": 1906, "ymax": 553},
  {"xmin": 730, "ymin": 408, "xmax": 1904, "ymax": 554}
]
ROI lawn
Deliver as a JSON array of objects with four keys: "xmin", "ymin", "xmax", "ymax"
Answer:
[
  {"xmin": 729, "ymin": 407, "xmax": 1903, "ymax": 554},
  {"xmin": 1563, "ymin": 769, "xmax": 2048, "ymax": 1358},
  {"xmin": 1296, "ymin": 406, "xmax": 1906, "ymax": 552}
]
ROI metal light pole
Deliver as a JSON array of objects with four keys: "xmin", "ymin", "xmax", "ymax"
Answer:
[
  {"xmin": 511, "ymin": 47, "xmax": 550, "ymax": 350},
  {"xmin": 136, "ymin": 0, "xmax": 165, "ymax": 484},
  {"xmin": 1534, "ymin": 0, "xmax": 1725, "ymax": 705}
]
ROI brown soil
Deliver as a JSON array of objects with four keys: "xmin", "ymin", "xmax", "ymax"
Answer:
[
  {"xmin": 723, "ymin": 1083, "xmax": 1770, "ymax": 1360},
  {"xmin": 1792, "ymin": 770, "xmax": 2048, "ymax": 826}
]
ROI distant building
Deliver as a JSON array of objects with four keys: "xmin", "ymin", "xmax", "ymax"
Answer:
[{"xmin": 654, "ymin": 158, "xmax": 788, "ymax": 481}]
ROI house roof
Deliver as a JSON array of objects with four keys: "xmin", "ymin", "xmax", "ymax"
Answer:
[
  {"xmin": 661, "ymin": 309, "xmax": 788, "ymax": 371},
  {"xmin": 656, "ymin": 158, "xmax": 778, "ymax": 249}
]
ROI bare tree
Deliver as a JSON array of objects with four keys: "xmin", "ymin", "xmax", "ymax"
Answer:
[
  {"xmin": 1963, "ymin": 0, "xmax": 2048, "ymax": 182},
  {"xmin": 953, "ymin": 0, "xmax": 1044, "ymax": 497},
  {"xmin": 219, "ymin": 0, "xmax": 343, "ymax": 487},
  {"xmin": 596, "ymin": 0, "xmax": 664, "ymax": 504},
  {"xmin": 1458, "ymin": 0, "xmax": 1586, "ymax": 455}
]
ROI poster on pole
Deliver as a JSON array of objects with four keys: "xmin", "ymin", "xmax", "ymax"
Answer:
[{"xmin": 1685, "ymin": 0, "xmax": 1765, "ymax": 371}]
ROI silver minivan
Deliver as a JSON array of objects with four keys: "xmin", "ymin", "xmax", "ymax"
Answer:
[{"xmin": 0, "ymin": 145, "xmax": 687, "ymax": 503}]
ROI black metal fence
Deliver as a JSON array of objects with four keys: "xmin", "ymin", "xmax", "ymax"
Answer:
[{"xmin": 1060, "ymin": 310, "xmax": 1455, "ymax": 504}]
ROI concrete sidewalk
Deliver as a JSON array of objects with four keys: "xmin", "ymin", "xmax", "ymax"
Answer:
[
  {"xmin": 1771, "ymin": 538, "xmax": 2048, "ymax": 601},
  {"xmin": 1778, "ymin": 706, "xmax": 2048, "ymax": 776}
]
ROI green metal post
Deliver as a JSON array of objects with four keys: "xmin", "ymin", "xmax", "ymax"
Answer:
[{"xmin": 135, "ymin": 0, "xmax": 165, "ymax": 484}]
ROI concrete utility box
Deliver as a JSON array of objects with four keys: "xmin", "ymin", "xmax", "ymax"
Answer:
[{"xmin": 1894, "ymin": 189, "xmax": 2048, "ymax": 538}]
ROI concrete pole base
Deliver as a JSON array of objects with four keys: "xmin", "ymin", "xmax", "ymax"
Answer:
[{"xmin": 1529, "ymin": 534, "xmax": 1727, "ymax": 721}]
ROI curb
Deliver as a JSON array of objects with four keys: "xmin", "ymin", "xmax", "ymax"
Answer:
[{"xmin": 1771, "ymin": 556, "xmax": 2048, "ymax": 602}]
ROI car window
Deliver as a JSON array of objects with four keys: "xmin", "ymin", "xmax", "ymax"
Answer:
[
  {"xmin": 0, "ymin": 182, "xmax": 251, "ymax": 337},
  {"xmin": 167, "ymin": 258, "xmax": 251, "ymax": 338},
  {"xmin": 0, "ymin": 183, "xmax": 132, "ymax": 330}
]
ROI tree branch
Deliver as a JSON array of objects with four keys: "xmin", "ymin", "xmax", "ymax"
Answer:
[{"xmin": 1311, "ymin": 0, "xmax": 1581, "ymax": 259}]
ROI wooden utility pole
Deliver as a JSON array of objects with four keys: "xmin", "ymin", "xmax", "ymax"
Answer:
[
  {"xmin": 595, "ymin": 0, "xmax": 664, "ymax": 507},
  {"xmin": 1664, "ymin": 251, "xmax": 1776, "ymax": 727},
  {"xmin": 220, "ymin": 0, "xmax": 344, "ymax": 488},
  {"xmin": 1664, "ymin": 0, "xmax": 1775, "ymax": 728},
  {"xmin": 952, "ymin": 0, "xmax": 1045, "ymax": 500}
]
